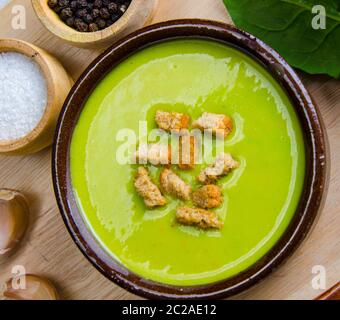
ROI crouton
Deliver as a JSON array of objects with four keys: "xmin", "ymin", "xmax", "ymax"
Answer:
[
  {"xmin": 176, "ymin": 207, "xmax": 223, "ymax": 230},
  {"xmin": 193, "ymin": 112, "xmax": 233, "ymax": 138},
  {"xmin": 198, "ymin": 153, "xmax": 239, "ymax": 184},
  {"xmin": 192, "ymin": 185, "xmax": 222, "ymax": 209},
  {"xmin": 178, "ymin": 135, "xmax": 198, "ymax": 170},
  {"xmin": 155, "ymin": 110, "xmax": 190, "ymax": 132},
  {"xmin": 134, "ymin": 143, "xmax": 171, "ymax": 166},
  {"xmin": 134, "ymin": 167, "xmax": 167, "ymax": 208},
  {"xmin": 160, "ymin": 169, "xmax": 191, "ymax": 201}
]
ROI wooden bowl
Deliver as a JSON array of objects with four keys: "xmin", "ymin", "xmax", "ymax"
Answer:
[
  {"xmin": 0, "ymin": 39, "xmax": 73, "ymax": 155},
  {"xmin": 52, "ymin": 20, "xmax": 329, "ymax": 299},
  {"xmin": 32, "ymin": 0, "xmax": 158, "ymax": 48}
]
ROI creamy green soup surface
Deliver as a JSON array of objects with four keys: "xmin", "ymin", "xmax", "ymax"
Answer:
[{"xmin": 70, "ymin": 39, "xmax": 305, "ymax": 286}]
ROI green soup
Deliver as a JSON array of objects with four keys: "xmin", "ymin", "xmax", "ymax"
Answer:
[{"xmin": 70, "ymin": 39, "xmax": 305, "ymax": 286}]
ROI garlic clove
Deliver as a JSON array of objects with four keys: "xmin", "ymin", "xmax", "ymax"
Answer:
[
  {"xmin": 3, "ymin": 274, "xmax": 59, "ymax": 300},
  {"xmin": 0, "ymin": 189, "xmax": 29, "ymax": 256}
]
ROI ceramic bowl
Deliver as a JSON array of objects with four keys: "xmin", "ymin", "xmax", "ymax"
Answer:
[
  {"xmin": 32, "ymin": 0, "xmax": 158, "ymax": 48},
  {"xmin": 52, "ymin": 20, "xmax": 329, "ymax": 299}
]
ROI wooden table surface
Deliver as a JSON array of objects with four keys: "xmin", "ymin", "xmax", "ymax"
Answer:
[{"xmin": 0, "ymin": 0, "xmax": 339, "ymax": 300}]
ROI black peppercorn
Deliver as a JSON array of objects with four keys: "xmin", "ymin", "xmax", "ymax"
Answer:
[
  {"xmin": 75, "ymin": 19, "xmax": 89, "ymax": 32},
  {"xmin": 95, "ymin": 18, "xmax": 106, "ymax": 29},
  {"xmin": 74, "ymin": 17, "xmax": 83, "ymax": 24},
  {"xmin": 70, "ymin": 1, "xmax": 78, "ymax": 10},
  {"xmin": 88, "ymin": 23, "xmax": 99, "ymax": 32},
  {"xmin": 100, "ymin": 7, "xmax": 110, "ymax": 19},
  {"xmin": 60, "ymin": 7, "xmax": 73, "ymax": 21},
  {"xmin": 91, "ymin": 8, "xmax": 100, "ymax": 18},
  {"xmin": 84, "ymin": 14, "xmax": 93, "ymax": 23},
  {"xmin": 119, "ymin": 4, "xmax": 127, "ymax": 13},
  {"xmin": 48, "ymin": 0, "xmax": 58, "ymax": 8},
  {"xmin": 65, "ymin": 16, "xmax": 75, "ymax": 27},
  {"xmin": 58, "ymin": 0, "xmax": 69, "ymax": 7},
  {"xmin": 77, "ymin": 0, "xmax": 88, "ymax": 8},
  {"xmin": 54, "ymin": 6, "xmax": 63, "ymax": 13},
  {"xmin": 76, "ymin": 8, "xmax": 87, "ymax": 18},
  {"xmin": 107, "ymin": 2, "xmax": 118, "ymax": 13},
  {"xmin": 102, "ymin": 0, "xmax": 110, "ymax": 6},
  {"xmin": 93, "ymin": 0, "xmax": 102, "ymax": 8}
]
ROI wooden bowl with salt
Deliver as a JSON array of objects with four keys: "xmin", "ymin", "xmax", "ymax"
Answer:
[
  {"xmin": 0, "ymin": 39, "xmax": 73, "ymax": 155},
  {"xmin": 32, "ymin": 0, "xmax": 158, "ymax": 48}
]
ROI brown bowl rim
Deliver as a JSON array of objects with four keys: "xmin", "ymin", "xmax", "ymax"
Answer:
[{"xmin": 52, "ymin": 20, "xmax": 328, "ymax": 300}]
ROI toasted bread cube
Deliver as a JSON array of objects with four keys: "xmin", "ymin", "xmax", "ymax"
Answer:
[
  {"xmin": 193, "ymin": 112, "xmax": 233, "ymax": 138},
  {"xmin": 160, "ymin": 169, "xmax": 191, "ymax": 201},
  {"xmin": 134, "ymin": 167, "xmax": 167, "ymax": 208},
  {"xmin": 176, "ymin": 207, "xmax": 223, "ymax": 230},
  {"xmin": 178, "ymin": 135, "xmax": 197, "ymax": 170},
  {"xmin": 134, "ymin": 143, "xmax": 171, "ymax": 166},
  {"xmin": 198, "ymin": 153, "xmax": 239, "ymax": 184},
  {"xmin": 192, "ymin": 185, "xmax": 222, "ymax": 209},
  {"xmin": 155, "ymin": 110, "xmax": 190, "ymax": 132}
]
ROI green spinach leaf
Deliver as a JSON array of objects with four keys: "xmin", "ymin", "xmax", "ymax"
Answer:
[{"xmin": 224, "ymin": 0, "xmax": 340, "ymax": 78}]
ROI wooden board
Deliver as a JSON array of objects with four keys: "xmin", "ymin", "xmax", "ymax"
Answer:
[{"xmin": 0, "ymin": 0, "xmax": 339, "ymax": 300}]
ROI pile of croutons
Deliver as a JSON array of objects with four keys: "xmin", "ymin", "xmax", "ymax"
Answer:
[{"xmin": 134, "ymin": 110, "xmax": 239, "ymax": 230}]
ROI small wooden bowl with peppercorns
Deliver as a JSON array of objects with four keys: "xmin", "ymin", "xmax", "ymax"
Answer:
[{"xmin": 32, "ymin": 0, "xmax": 158, "ymax": 48}]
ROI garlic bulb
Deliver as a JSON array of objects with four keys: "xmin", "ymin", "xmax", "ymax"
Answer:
[
  {"xmin": 3, "ymin": 274, "xmax": 59, "ymax": 300},
  {"xmin": 0, "ymin": 189, "xmax": 29, "ymax": 256}
]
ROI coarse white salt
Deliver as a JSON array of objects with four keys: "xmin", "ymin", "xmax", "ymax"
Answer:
[
  {"xmin": 0, "ymin": 52, "xmax": 47, "ymax": 141},
  {"xmin": 0, "ymin": 0, "xmax": 11, "ymax": 10}
]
